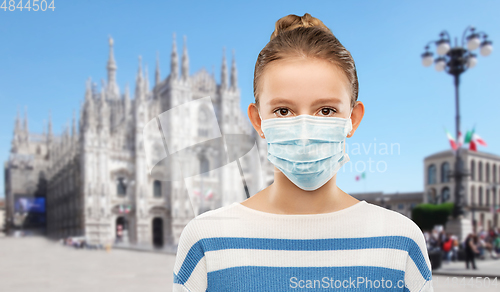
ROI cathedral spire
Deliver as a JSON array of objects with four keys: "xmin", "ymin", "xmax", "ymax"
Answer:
[
  {"xmin": 170, "ymin": 32, "xmax": 179, "ymax": 80},
  {"xmin": 135, "ymin": 55, "xmax": 144, "ymax": 101},
  {"xmin": 14, "ymin": 108, "xmax": 21, "ymax": 135},
  {"xmin": 85, "ymin": 77, "xmax": 93, "ymax": 101},
  {"xmin": 220, "ymin": 47, "xmax": 228, "ymax": 90},
  {"xmin": 72, "ymin": 110, "xmax": 77, "ymax": 138},
  {"xmin": 83, "ymin": 78, "xmax": 95, "ymax": 132},
  {"xmin": 23, "ymin": 106, "xmax": 29, "ymax": 133},
  {"xmin": 48, "ymin": 110, "xmax": 53, "ymax": 138},
  {"xmin": 155, "ymin": 51, "xmax": 161, "ymax": 86},
  {"xmin": 124, "ymin": 82, "xmax": 130, "ymax": 112},
  {"xmin": 65, "ymin": 119, "xmax": 70, "ymax": 135},
  {"xmin": 23, "ymin": 106, "xmax": 29, "ymax": 143},
  {"xmin": 106, "ymin": 36, "xmax": 119, "ymax": 99},
  {"xmin": 100, "ymin": 79, "xmax": 106, "ymax": 102},
  {"xmin": 12, "ymin": 109, "xmax": 21, "ymax": 151},
  {"xmin": 230, "ymin": 49, "xmax": 238, "ymax": 90},
  {"xmin": 99, "ymin": 79, "xmax": 109, "ymax": 131},
  {"xmin": 64, "ymin": 120, "xmax": 70, "ymax": 148},
  {"xmin": 182, "ymin": 35, "xmax": 189, "ymax": 81},
  {"xmin": 45, "ymin": 110, "xmax": 53, "ymax": 153},
  {"xmin": 92, "ymin": 81, "xmax": 98, "ymax": 97},
  {"xmin": 144, "ymin": 64, "xmax": 150, "ymax": 93}
]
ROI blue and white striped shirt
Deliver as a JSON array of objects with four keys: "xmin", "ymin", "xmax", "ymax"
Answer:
[{"xmin": 173, "ymin": 200, "xmax": 433, "ymax": 291}]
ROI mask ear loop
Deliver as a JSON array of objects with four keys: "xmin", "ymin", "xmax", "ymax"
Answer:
[
  {"xmin": 342, "ymin": 106, "xmax": 355, "ymax": 160},
  {"xmin": 347, "ymin": 106, "xmax": 354, "ymax": 137},
  {"xmin": 257, "ymin": 107, "xmax": 264, "ymax": 137}
]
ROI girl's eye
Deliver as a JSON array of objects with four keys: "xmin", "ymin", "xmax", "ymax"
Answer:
[
  {"xmin": 318, "ymin": 108, "xmax": 337, "ymax": 116},
  {"xmin": 273, "ymin": 108, "xmax": 291, "ymax": 117},
  {"xmin": 273, "ymin": 107, "xmax": 337, "ymax": 117}
]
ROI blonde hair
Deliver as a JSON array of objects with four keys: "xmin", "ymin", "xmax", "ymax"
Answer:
[{"xmin": 254, "ymin": 13, "xmax": 359, "ymax": 109}]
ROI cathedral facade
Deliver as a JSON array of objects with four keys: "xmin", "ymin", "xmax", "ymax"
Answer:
[{"xmin": 4, "ymin": 34, "xmax": 274, "ymax": 247}]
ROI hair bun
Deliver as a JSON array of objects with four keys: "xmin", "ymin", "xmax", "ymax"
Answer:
[{"xmin": 270, "ymin": 13, "xmax": 332, "ymax": 41}]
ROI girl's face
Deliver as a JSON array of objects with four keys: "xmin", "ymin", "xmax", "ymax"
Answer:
[{"xmin": 248, "ymin": 57, "xmax": 364, "ymax": 138}]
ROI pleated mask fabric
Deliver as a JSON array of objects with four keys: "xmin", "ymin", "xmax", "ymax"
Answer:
[{"xmin": 261, "ymin": 114, "xmax": 352, "ymax": 191}]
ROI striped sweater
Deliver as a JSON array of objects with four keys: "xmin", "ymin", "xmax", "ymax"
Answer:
[{"xmin": 173, "ymin": 200, "xmax": 433, "ymax": 292}]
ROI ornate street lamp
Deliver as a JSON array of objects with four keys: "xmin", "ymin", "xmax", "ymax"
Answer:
[{"xmin": 421, "ymin": 26, "xmax": 493, "ymax": 219}]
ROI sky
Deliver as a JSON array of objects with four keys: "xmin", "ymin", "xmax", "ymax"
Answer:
[{"xmin": 1, "ymin": 0, "xmax": 499, "ymax": 199}]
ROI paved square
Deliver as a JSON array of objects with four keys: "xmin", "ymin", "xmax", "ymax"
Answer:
[
  {"xmin": 1, "ymin": 236, "xmax": 499, "ymax": 292},
  {"xmin": 0, "ymin": 237, "xmax": 175, "ymax": 292}
]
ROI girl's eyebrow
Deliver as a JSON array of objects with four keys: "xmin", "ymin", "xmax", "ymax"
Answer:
[
  {"xmin": 267, "ymin": 97, "xmax": 342, "ymax": 107},
  {"xmin": 267, "ymin": 97, "xmax": 297, "ymax": 107},
  {"xmin": 310, "ymin": 97, "xmax": 343, "ymax": 107}
]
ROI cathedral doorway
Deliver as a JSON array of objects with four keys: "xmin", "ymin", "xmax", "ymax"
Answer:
[
  {"xmin": 116, "ymin": 217, "xmax": 128, "ymax": 243},
  {"xmin": 152, "ymin": 217, "xmax": 164, "ymax": 248}
]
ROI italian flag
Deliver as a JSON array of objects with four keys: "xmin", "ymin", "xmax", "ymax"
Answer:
[
  {"xmin": 355, "ymin": 172, "xmax": 366, "ymax": 181},
  {"xmin": 464, "ymin": 126, "xmax": 475, "ymax": 145},
  {"xmin": 119, "ymin": 204, "xmax": 131, "ymax": 214},
  {"xmin": 464, "ymin": 126, "xmax": 487, "ymax": 152},
  {"xmin": 472, "ymin": 133, "xmax": 487, "ymax": 146},
  {"xmin": 445, "ymin": 129, "xmax": 458, "ymax": 150}
]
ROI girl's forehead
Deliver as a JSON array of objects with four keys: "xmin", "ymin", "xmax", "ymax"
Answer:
[{"xmin": 260, "ymin": 58, "xmax": 351, "ymax": 108}]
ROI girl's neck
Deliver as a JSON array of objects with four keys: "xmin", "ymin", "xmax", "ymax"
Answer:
[{"xmin": 259, "ymin": 169, "xmax": 356, "ymax": 215}]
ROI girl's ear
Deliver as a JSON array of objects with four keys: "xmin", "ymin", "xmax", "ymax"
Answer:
[
  {"xmin": 347, "ymin": 101, "xmax": 364, "ymax": 138},
  {"xmin": 247, "ymin": 103, "xmax": 265, "ymax": 138}
]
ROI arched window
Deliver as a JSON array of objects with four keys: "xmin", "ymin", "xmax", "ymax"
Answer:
[
  {"xmin": 200, "ymin": 155, "xmax": 209, "ymax": 177},
  {"xmin": 441, "ymin": 187, "xmax": 451, "ymax": 202},
  {"xmin": 486, "ymin": 189, "xmax": 490, "ymax": 206},
  {"xmin": 427, "ymin": 188, "xmax": 437, "ymax": 204},
  {"xmin": 153, "ymin": 180, "xmax": 162, "ymax": 198},
  {"xmin": 478, "ymin": 161, "xmax": 483, "ymax": 181},
  {"xmin": 471, "ymin": 186, "xmax": 476, "ymax": 205},
  {"xmin": 479, "ymin": 187, "xmax": 483, "ymax": 206},
  {"xmin": 486, "ymin": 163, "xmax": 490, "ymax": 182},
  {"xmin": 470, "ymin": 160, "xmax": 475, "ymax": 181},
  {"xmin": 117, "ymin": 177, "xmax": 126, "ymax": 196},
  {"xmin": 427, "ymin": 164, "xmax": 437, "ymax": 185},
  {"xmin": 494, "ymin": 188, "xmax": 498, "ymax": 208},
  {"xmin": 441, "ymin": 162, "xmax": 450, "ymax": 183}
]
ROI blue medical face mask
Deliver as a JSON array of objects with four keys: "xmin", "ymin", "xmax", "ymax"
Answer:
[{"xmin": 259, "ymin": 110, "xmax": 353, "ymax": 191}]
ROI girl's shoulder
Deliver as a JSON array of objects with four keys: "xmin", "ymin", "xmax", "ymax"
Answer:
[
  {"xmin": 178, "ymin": 203, "xmax": 242, "ymax": 239},
  {"xmin": 359, "ymin": 202, "xmax": 427, "ymax": 245}
]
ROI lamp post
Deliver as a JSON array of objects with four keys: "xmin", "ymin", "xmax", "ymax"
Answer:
[
  {"xmin": 421, "ymin": 26, "xmax": 493, "ymax": 219},
  {"xmin": 470, "ymin": 202, "xmax": 477, "ymax": 233}
]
